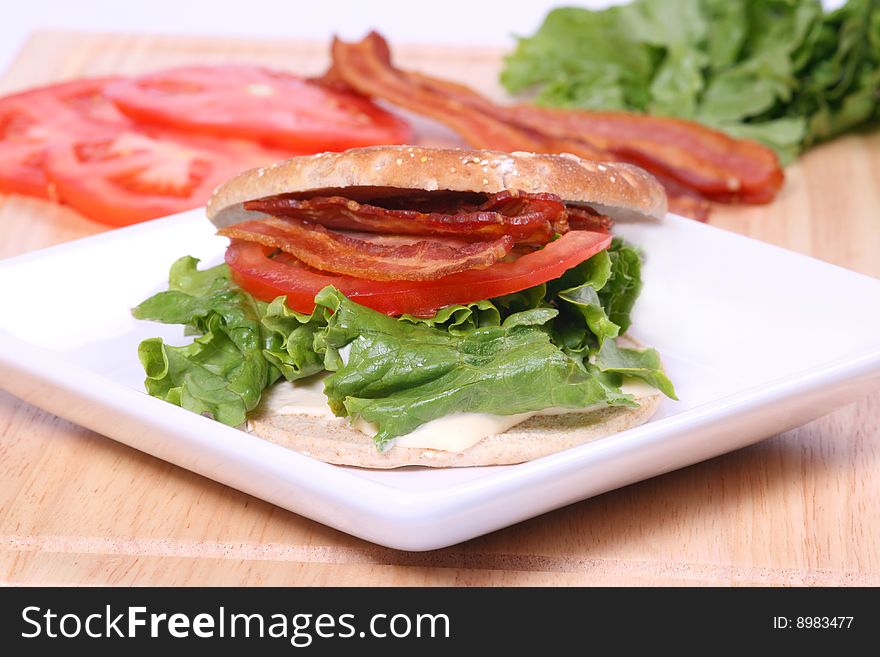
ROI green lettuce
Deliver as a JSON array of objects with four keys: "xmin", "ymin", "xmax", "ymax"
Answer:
[
  {"xmin": 133, "ymin": 240, "xmax": 675, "ymax": 446},
  {"xmin": 132, "ymin": 257, "xmax": 281, "ymax": 426},
  {"xmin": 260, "ymin": 297, "xmax": 329, "ymax": 380},
  {"xmin": 600, "ymin": 238, "xmax": 643, "ymax": 333},
  {"xmin": 316, "ymin": 288, "xmax": 633, "ymax": 447},
  {"xmin": 501, "ymin": 0, "xmax": 880, "ymax": 163},
  {"xmin": 594, "ymin": 339, "xmax": 677, "ymax": 400}
]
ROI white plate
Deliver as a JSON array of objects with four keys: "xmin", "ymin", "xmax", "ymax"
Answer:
[{"xmin": 1, "ymin": 212, "xmax": 879, "ymax": 550}]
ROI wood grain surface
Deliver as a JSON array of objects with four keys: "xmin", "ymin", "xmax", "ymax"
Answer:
[{"xmin": 1, "ymin": 31, "xmax": 878, "ymax": 587}]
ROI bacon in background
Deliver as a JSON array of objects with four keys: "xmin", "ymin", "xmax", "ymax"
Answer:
[{"xmin": 323, "ymin": 32, "xmax": 786, "ymax": 221}]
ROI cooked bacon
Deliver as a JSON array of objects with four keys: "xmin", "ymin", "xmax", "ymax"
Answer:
[
  {"xmin": 404, "ymin": 68, "xmax": 781, "ymax": 205},
  {"xmin": 327, "ymin": 32, "xmax": 785, "ymax": 218},
  {"xmin": 398, "ymin": 69, "xmax": 610, "ymax": 161},
  {"xmin": 327, "ymin": 33, "xmax": 557, "ymax": 154},
  {"xmin": 502, "ymin": 107, "xmax": 783, "ymax": 204},
  {"xmin": 565, "ymin": 205, "xmax": 613, "ymax": 233},
  {"xmin": 217, "ymin": 217, "xmax": 514, "ymax": 281},
  {"xmin": 243, "ymin": 190, "xmax": 567, "ymax": 244},
  {"xmin": 666, "ymin": 196, "xmax": 709, "ymax": 222},
  {"xmin": 647, "ymin": 172, "xmax": 711, "ymax": 221},
  {"xmin": 486, "ymin": 190, "xmax": 570, "ymax": 236}
]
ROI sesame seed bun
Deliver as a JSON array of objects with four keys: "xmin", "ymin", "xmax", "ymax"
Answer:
[{"xmin": 206, "ymin": 145, "xmax": 667, "ymax": 228}]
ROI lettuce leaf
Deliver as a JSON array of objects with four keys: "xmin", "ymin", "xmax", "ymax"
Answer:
[
  {"xmin": 133, "ymin": 240, "xmax": 675, "ymax": 445},
  {"xmin": 317, "ymin": 288, "xmax": 632, "ymax": 447},
  {"xmin": 501, "ymin": 0, "xmax": 880, "ymax": 163},
  {"xmin": 132, "ymin": 257, "xmax": 281, "ymax": 426},
  {"xmin": 595, "ymin": 339, "xmax": 678, "ymax": 400},
  {"xmin": 260, "ymin": 297, "xmax": 329, "ymax": 379},
  {"xmin": 399, "ymin": 299, "xmax": 501, "ymax": 334},
  {"xmin": 600, "ymin": 238, "xmax": 644, "ymax": 333}
]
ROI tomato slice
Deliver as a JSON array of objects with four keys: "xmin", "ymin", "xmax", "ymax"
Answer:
[
  {"xmin": 0, "ymin": 77, "xmax": 128, "ymax": 198},
  {"xmin": 0, "ymin": 137, "xmax": 50, "ymax": 198},
  {"xmin": 225, "ymin": 230, "xmax": 612, "ymax": 316},
  {"xmin": 45, "ymin": 129, "xmax": 292, "ymax": 226},
  {"xmin": 105, "ymin": 65, "xmax": 411, "ymax": 151}
]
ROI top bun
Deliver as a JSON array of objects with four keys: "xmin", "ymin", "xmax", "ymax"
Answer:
[{"xmin": 206, "ymin": 145, "xmax": 667, "ymax": 228}]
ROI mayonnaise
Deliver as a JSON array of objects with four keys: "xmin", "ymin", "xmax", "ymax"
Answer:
[{"xmin": 258, "ymin": 374, "xmax": 657, "ymax": 453}]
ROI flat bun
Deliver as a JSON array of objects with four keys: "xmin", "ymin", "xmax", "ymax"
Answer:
[
  {"xmin": 246, "ymin": 332, "xmax": 664, "ymax": 469},
  {"xmin": 246, "ymin": 392, "xmax": 661, "ymax": 469},
  {"xmin": 207, "ymin": 145, "xmax": 667, "ymax": 228}
]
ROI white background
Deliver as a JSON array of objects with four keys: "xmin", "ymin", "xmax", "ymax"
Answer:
[{"xmin": 0, "ymin": 0, "xmax": 627, "ymax": 75}]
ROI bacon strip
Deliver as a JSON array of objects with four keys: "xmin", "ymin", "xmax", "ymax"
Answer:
[
  {"xmin": 218, "ymin": 217, "xmax": 514, "ymax": 281},
  {"xmin": 503, "ymin": 107, "xmax": 783, "ymax": 204},
  {"xmin": 326, "ymin": 32, "xmax": 785, "ymax": 218},
  {"xmin": 404, "ymin": 68, "xmax": 781, "ymax": 205},
  {"xmin": 647, "ymin": 173, "xmax": 711, "ymax": 222},
  {"xmin": 244, "ymin": 190, "xmax": 567, "ymax": 244},
  {"xmin": 565, "ymin": 205, "xmax": 613, "ymax": 233},
  {"xmin": 486, "ymin": 191, "xmax": 571, "ymax": 236},
  {"xmin": 327, "ymin": 34, "xmax": 559, "ymax": 154}
]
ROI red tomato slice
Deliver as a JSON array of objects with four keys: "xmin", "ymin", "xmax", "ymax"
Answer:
[
  {"xmin": 225, "ymin": 230, "xmax": 612, "ymax": 316},
  {"xmin": 0, "ymin": 77, "xmax": 128, "ymax": 198},
  {"xmin": 105, "ymin": 66, "xmax": 411, "ymax": 151},
  {"xmin": 45, "ymin": 129, "xmax": 292, "ymax": 226},
  {"xmin": 0, "ymin": 137, "xmax": 50, "ymax": 198}
]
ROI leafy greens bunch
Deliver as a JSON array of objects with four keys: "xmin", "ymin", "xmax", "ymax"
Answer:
[
  {"xmin": 501, "ymin": 0, "xmax": 880, "ymax": 163},
  {"xmin": 133, "ymin": 240, "xmax": 675, "ymax": 448}
]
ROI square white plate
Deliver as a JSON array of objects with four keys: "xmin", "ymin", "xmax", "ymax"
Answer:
[{"xmin": 1, "ymin": 211, "xmax": 879, "ymax": 550}]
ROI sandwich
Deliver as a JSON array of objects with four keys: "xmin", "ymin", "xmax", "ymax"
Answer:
[{"xmin": 133, "ymin": 145, "xmax": 676, "ymax": 468}]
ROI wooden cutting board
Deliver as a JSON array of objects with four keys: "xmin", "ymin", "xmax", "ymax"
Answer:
[{"xmin": 1, "ymin": 30, "xmax": 878, "ymax": 586}]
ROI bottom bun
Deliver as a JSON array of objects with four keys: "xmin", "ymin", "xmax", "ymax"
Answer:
[{"xmin": 246, "ymin": 392, "xmax": 662, "ymax": 469}]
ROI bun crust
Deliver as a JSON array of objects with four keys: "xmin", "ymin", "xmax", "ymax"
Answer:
[
  {"xmin": 244, "ymin": 335, "xmax": 664, "ymax": 469},
  {"xmin": 207, "ymin": 145, "xmax": 667, "ymax": 228}
]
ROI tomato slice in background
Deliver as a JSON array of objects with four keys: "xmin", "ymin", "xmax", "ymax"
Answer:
[
  {"xmin": 225, "ymin": 230, "xmax": 612, "ymax": 316},
  {"xmin": 0, "ymin": 135, "xmax": 51, "ymax": 198},
  {"xmin": 46, "ymin": 129, "xmax": 294, "ymax": 226},
  {"xmin": 105, "ymin": 65, "xmax": 412, "ymax": 151},
  {"xmin": 0, "ymin": 77, "xmax": 128, "ymax": 198},
  {"xmin": 1, "ymin": 69, "xmax": 410, "ymax": 224}
]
